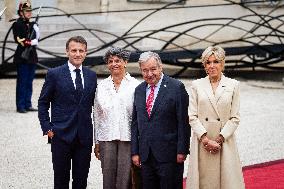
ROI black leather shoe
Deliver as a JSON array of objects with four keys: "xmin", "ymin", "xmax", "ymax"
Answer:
[
  {"xmin": 26, "ymin": 107, "xmax": 38, "ymax": 111},
  {"xmin": 17, "ymin": 109, "xmax": 27, "ymax": 113}
]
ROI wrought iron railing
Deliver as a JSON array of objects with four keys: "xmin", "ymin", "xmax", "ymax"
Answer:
[{"xmin": 1, "ymin": 0, "xmax": 283, "ymax": 76}]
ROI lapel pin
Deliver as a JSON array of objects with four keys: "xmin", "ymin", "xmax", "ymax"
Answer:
[{"xmin": 164, "ymin": 85, "xmax": 167, "ymax": 87}]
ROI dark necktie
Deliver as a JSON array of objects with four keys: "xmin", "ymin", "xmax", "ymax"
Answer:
[
  {"xmin": 74, "ymin": 69, "xmax": 83, "ymax": 101},
  {"xmin": 146, "ymin": 85, "xmax": 155, "ymax": 117}
]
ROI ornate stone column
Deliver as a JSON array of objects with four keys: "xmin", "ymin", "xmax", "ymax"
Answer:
[{"xmin": 100, "ymin": 0, "xmax": 109, "ymax": 11}]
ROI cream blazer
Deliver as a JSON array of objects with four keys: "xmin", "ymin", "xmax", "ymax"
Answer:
[{"xmin": 186, "ymin": 74, "xmax": 245, "ymax": 189}]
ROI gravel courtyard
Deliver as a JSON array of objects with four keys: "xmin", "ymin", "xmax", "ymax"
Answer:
[{"xmin": 0, "ymin": 78, "xmax": 283, "ymax": 188}]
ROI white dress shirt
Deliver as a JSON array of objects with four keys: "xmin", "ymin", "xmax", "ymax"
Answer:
[
  {"xmin": 94, "ymin": 73, "xmax": 140, "ymax": 143},
  {"xmin": 145, "ymin": 73, "xmax": 164, "ymax": 113},
  {"xmin": 67, "ymin": 61, "xmax": 84, "ymax": 89}
]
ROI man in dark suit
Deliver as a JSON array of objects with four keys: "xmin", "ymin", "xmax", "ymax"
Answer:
[
  {"xmin": 131, "ymin": 51, "xmax": 190, "ymax": 189},
  {"xmin": 38, "ymin": 36, "xmax": 97, "ymax": 189}
]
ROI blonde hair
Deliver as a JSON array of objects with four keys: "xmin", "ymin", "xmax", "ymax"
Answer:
[{"xmin": 201, "ymin": 46, "xmax": 225, "ymax": 67}]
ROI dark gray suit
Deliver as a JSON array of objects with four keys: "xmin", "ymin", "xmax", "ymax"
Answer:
[{"xmin": 131, "ymin": 75, "xmax": 190, "ymax": 189}]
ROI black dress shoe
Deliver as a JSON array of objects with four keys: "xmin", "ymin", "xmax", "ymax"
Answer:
[
  {"xmin": 26, "ymin": 107, "xmax": 38, "ymax": 111},
  {"xmin": 17, "ymin": 109, "xmax": 27, "ymax": 113}
]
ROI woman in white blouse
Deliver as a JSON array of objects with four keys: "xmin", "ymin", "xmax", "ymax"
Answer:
[{"xmin": 94, "ymin": 47, "xmax": 140, "ymax": 189}]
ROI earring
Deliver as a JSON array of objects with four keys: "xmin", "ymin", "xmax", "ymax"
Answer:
[{"xmin": 124, "ymin": 65, "xmax": 126, "ymax": 68}]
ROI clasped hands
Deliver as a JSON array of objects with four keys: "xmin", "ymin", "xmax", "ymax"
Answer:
[{"xmin": 201, "ymin": 134, "xmax": 224, "ymax": 154}]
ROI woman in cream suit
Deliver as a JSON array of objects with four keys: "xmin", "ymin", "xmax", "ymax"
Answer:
[{"xmin": 186, "ymin": 46, "xmax": 245, "ymax": 189}]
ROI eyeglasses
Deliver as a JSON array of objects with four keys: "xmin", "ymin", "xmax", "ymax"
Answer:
[{"xmin": 141, "ymin": 67, "xmax": 159, "ymax": 75}]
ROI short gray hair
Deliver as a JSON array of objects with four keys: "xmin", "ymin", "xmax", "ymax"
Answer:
[
  {"xmin": 201, "ymin": 46, "xmax": 225, "ymax": 66},
  {"xmin": 103, "ymin": 47, "xmax": 131, "ymax": 63},
  {"xmin": 138, "ymin": 51, "xmax": 162, "ymax": 65}
]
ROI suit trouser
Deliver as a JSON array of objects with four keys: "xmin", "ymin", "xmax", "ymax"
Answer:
[
  {"xmin": 99, "ymin": 141, "xmax": 132, "ymax": 189},
  {"xmin": 16, "ymin": 63, "xmax": 36, "ymax": 110},
  {"xmin": 141, "ymin": 150, "xmax": 184, "ymax": 189},
  {"xmin": 51, "ymin": 135, "xmax": 92, "ymax": 189},
  {"xmin": 131, "ymin": 164, "xmax": 143, "ymax": 189}
]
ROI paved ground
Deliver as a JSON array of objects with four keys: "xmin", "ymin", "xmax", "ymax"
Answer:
[{"xmin": 0, "ymin": 78, "xmax": 283, "ymax": 188}]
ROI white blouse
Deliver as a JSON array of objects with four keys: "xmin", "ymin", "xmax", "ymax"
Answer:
[{"xmin": 94, "ymin": 73, "xmax": 140, "ymax": 143}]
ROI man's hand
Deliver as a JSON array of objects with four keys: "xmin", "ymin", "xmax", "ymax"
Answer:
[
  {"xmin": 47, "ymin": 130, "xmax": 54, "ymax": 139},
  {"xmin": 94, "ymin": 144, "xmax": 100, "ymax": 160},
  {"xmin": 132, "ymin": 155, "xmax": 141, "ymax": 167},
  {"xmin": 177, "ymin": 154, "xmax": 186, "ymax": 163}
]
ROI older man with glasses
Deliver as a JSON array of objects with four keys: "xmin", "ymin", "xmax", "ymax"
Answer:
[{"xmin": 131, "ymin": 51, "xmax": 190, "ymax": 189}]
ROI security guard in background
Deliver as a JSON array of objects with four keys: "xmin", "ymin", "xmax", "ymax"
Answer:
[{"xmin": 12, "ymin": 1, "xmax": 39, "ymax": 113}]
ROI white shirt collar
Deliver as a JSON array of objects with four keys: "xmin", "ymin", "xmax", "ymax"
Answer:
[
  {"xmin": 68, "ymin": 61, "xmax": 82, "ymax": 72},
  {"xmin": 107, "ymin": 72, "xmax": 131, "ymax": 82}
]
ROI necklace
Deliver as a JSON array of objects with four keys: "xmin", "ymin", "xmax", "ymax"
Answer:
[{"xmin": 210, "ymin": 78, "xmax": 221, "ymax": 83}]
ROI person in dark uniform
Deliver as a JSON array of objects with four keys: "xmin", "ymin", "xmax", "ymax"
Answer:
[{"xmin": 12, "ymin": 1, "xmax": 39, "ymax": 113}]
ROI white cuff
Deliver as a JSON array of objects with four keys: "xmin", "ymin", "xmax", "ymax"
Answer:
[
  {"xmin": 31, "ymin": 39, "xmax": 38, "ymax": 46},
  {"xmin": 33, "ymin": 24, "xmax": 40, "ymax": 39}
]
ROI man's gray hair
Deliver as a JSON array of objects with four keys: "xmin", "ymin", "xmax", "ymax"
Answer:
[{"xmin": 138, "ymin": 51, "xmax": 162, "ymax": 65}]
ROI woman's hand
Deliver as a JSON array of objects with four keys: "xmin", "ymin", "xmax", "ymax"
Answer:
[
  {"xmin": 201, "ymin": 135, "xmax": 221, "ymax": 154},
  {"xmin": 215, "ymin": 134, "xmax": 225, "ymax": 146},
  {"xmin": 94, "ymin": 144, "xmax": 100, "ymax": 160},
  {"xmin": 205, "ymin": 140, "xmax": 221, "ymax": 154}
]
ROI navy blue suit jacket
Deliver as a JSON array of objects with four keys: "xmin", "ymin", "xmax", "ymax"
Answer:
[
  {"xmin": 38, "ymin": 64, "xmax": 97, "ymax": 146},
  {"xmin": 131, "ymin": 75, "xmax": 190, "ymax": 163}
]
